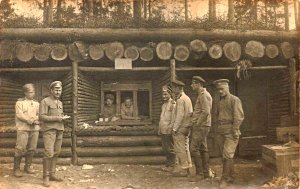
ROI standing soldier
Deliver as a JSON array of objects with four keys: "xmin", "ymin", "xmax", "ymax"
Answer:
[
  {"xmin": 14, "ymin": 84, "xmax": 40, "ymax": 177},
  {"xmin": 39, "ymin": 81, "xmax": 70, "ymax": 187},
  {"xmin": 189, "ymin": 76, "xmax": 212, "ymax": 181},
  {"xmin": 158, "ymin": 85, "xmax": 176, "ymax": 171},
  {"xmin": 171, "ymin": 80, "xmax": 193, "ymax": 177},
  {"xmin": 213, "ymin": 79, "xmax": 244, "ymax": 188}
]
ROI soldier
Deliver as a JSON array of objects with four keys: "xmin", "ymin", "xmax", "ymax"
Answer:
[
  {"xmin": 189, "ymin": 76, "xmax": 212, "ymax": 181},
  {"xmin": 101, "ymin": 94, "xmax": 116, "ymax": 121},
  {"xmin": 39, "ymin": 81, "xmax": 70, "ymax": 187},
  {"xmin": 120, "ymin": 97, "xmax": 141, "ymax": 120},
  {"xmin": 158, "ymin": 85, "xmax": 176, "ymax": 171},
  {"xmin": 213, "ymin": 79, "xmax": 244, "ymax": 188},
  {"xmin": 14, "ymin": 83, "xmax": 39, "ymax": 177},
  {"xmin": 171, "ymin": 80, "xmax": 193, "ymax": 177}
]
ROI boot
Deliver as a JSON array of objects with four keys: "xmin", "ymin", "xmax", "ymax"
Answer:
[
  {"xmin": 227, "ymin": 159, "xmax": 235, "ymax": 183},
  {"xmin": 43, "ymin": 158, "xmax": 51, "ymax": 187},
  {"xmin": 13, "ymin": 156, "xmax": 23, "ymax": 177},
  {"xmin": 201, "ymin": 152, "xmax": 210, "ymax": 179},
  {"xmin": 219, "ymin": 159, "xmax": 231, "ymax": 188},
  {"xmin": 193, "ymin": 154, "xmax": 203, "ymax": 176},
  {"xmin": 49, "ymin": 157, "xmax": 63, "ymax": 182},
  {"xmin": 24, "ymin": 153, "xmax": 35, "ymax": 174}
]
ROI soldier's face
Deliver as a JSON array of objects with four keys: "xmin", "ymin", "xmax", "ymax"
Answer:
[
  {"xmin": 106, "ymin": 99, "xmax": 113, "ymax": 106},
  {"xmin": 217, "ymin": 85, "xmax": 229, "ymax": 97},
  {"xmin": 162, "ymin": 91, "xmax": 171, "ymax": 101},
  {"xmin": 51, "ymin": 87, "xmax": 62, "ymax": 99},
  {"xmin": 190, "ymin": 81, "xmax": 199, "ymax": 91},
  {"xmin": 172, "ymin": 86, "xmax": 181, "ymax": 95},
  {"xmin": 125, "ymin": 99, "xmax": 132, "ymax": 107},
  {"xmin": 25, "ymin": 90, "xmax": 35, "ymax": 100}
]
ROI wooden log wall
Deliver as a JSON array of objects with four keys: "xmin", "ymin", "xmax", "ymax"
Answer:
[
  {"xmin": 0, "ymin": 77, "xmax": 23, "ymax": 127},
  {"xmin": 77, "ymin": 72, "xmax": 100, "ymax": 125},
  {"xmin": 267, "ymin": 70, "xmax": 291, "ymax": 142},
  {"xmin": 152, "ymin": 70, "xmax": 171, "ymax": 124},
  {"xmin": 0, "ymin": 40, "xmax": 297, "ymax": 64}
]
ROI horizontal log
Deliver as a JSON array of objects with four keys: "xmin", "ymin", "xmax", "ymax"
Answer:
[
  {"xmin": 0, "ymin": 137, "xmax": 71, "ymax": 148},
  {"xmin": 34, "ymin": 43, "xmax": 51, "ymax": 62},
  {"xmin": 265, "ymin": 44, "xmax": 279, "ymax": 59},
  {"xmin": 0, "ymin": 118, "xmax": 14, "ymax": 122},
  {"xmin": 15, "ymin": 43, "xmax": 34, "ymax": 62},
  {"xmin": 124, "ymin": 45, "xmax": 139, "ymax": 61},
  {"xmin": 89, "ymin": 44, "xmax": 104, "ymax": 60},
  {"xmin": 209, "ymin": 44, "xmax": 223, "ymax": 59},
  {"xmin": 105, "ymin": 42, "xmax": 124, "ymax": 61},
  {"xmin": 77, "ymin": 156, "xmax": 165, "ymax": 165},
  {"xmin": 0, "ymin": 67, "xmax": 72, "ymax": 73},
  {"xmin": 0, "ymin": 114, "xmax": 14, "ymax": 119},
  {"xmin": 190, "ymin": 39, "xmax": 207, "ymax": 53},
  {"xmin": 2, "ymin": 28, "xmax": 298, "ymax": 43},
  {"xmin": 245, "ymin": 40, "xmax": 265, "ymax": 58},
  {"xmin": 0, "ymin": 109, "xmax": 15, "ymax": 114},
  {"xmin": 0, "ymin": 147, "xmax": 71, "ymax": 157},
  {"xmin": 156, "ymin": 41, "xmax": 172, "ymax": 60},
  {"xmin": 140, "ymin": 47, "xmax": 154, "ymax": 61},
  {"xmin": 77, "ymin": 130, "xmax": 157, "ymax": 136},
  {"xmin": 77, "ymin": 136, "xmax": 161, "ymax": 147},
  {"xmin": 77, "ymin": 146, "xmax": 163, "ymax": 157},
  {"xmin": 223, "ymin": 41, "xmax": 241, "ymax": 62},
  {"xmin": 174, "ymin": 45, "xmax": 189, "ymax": 62},
  {"xmin": 0, "ymin": 157, "xmax": 71, "ymax": 165},
  {"xmin": 280, "ymin": 42, "xmax": 294, "ymax": 59}
]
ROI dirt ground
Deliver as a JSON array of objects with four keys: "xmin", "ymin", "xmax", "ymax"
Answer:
[{"xmin": 0, "ymin": 158, "xmax": 272, "ymax": 189}]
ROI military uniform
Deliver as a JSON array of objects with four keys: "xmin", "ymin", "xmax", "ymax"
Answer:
[
  {"xmin": 213, "ymin": 79, "xmax": 244, "ymax": 185},
  {"xmin": 39, "ymin": 81, "xmax": 65, "ymax": 186},
  {"xmin": 14, "ymin": 84, "xmax": 40, "ymax": 177},
  {"xmin": 171, "ymin": 80, "xmax": 193, "ymax": 174},
  {"xmin": 190, "ymin": 76, "xmax": 212, "ymax": 178},
  {"xmin": 158, "ymin": 86, "xmax": 176, "ymax": 167}
]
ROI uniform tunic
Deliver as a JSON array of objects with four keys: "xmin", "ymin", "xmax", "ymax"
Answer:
[
  {"xmin": 102, "ymin": 105, "xmax": 116, "ymax": 119},
  {"xmin": 158, "ymin": 99, "xmax": 175, "ymax": 135},
  {"xmin": 15, "ymin": 98, "xmax": 40, "ymax": 156},
  {"xmin": 15, "ymin": 98, "xmax": 40, "ymax": 131},
  {"xmin": 39, "ymin": 96, "xmax": 64, "ymax": 131},
  {"xmin": 191, "ymin": 88, "xmax": 212, "ymax": 127},
  {"xmin": 39, "ymin": 96, "xmax": 65, "ymax": 158},
  {"xmin": 215, "ymin": 93, "xmax": 244, "ymax": 159},
  {"xmin": 172, "ymin": 92, "xmax": 193, "ymax": 169}
]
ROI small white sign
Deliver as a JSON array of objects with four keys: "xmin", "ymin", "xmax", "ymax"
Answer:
[{"xmin": 115, "ymin": 58, "xmax": 132, "ymax": 69}]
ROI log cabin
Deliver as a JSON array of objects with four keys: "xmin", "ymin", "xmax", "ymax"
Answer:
[{"xmin": 0, "ymin": 28, "xmax": 299, "ymax": 169}]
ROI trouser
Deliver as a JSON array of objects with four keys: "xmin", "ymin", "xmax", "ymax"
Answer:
[
  {"xmin": 215, "ymin": 126, "xmax": 239, "ymax": 180},
  {"xmin": 190, "ymin": 126, "xmax": 210, "ymax": 177},
  {"xmin": 173, "ymin": 130, "xmax": 192, "ymax": 170},
  {"xmin": 43, "ymin": 129, "xmax": 64, "ymax": 158},
  {"xmin": 15, "ymin": 130, "xmax": 39, "ymax": 157},
  {"xmin": 161, "ymin": 134, "xmax": 176, "ymax": 167}
]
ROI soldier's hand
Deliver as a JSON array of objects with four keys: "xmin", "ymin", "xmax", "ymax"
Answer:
[
  {"xmin": 232, "ymin": 129, "xmax": 240, "ymax": 139},
  {"xmin": 27, "ymin": 119, "xmax": 34, "ymax": 125},
  {"xmin": 33, "ymin": 120, "xmax": 40, "ymax": 125},
  {"xmin": 62, "ymin": 115, "xmax": 71, "ymax": 120}
]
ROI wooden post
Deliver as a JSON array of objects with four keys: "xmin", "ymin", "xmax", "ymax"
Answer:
[
  {"xmin": 284, "ymin": 0, "xmax": 289, "ymax": 31},
  {"xmin": 170, "ymin": 59, "xmax": 176, "ymax": 82},
  {"xmin": 48, "ymin": 0, "xmax": 54, "ymax": 25},
  {"xmin": 289, "ymin": 58, "xmax": 297, "ymax": 116},
  {"xmin": 228, "ymin": 0, "xmax": 234, "ymax": 23},
  {"xmin": 293, "ymin": 0, "xmax": 298, "ymax": 29},
  {"xmin": 71, "ymin": 61, "xmax": 79, "ymax": 164},
  {"xmin": 185, "ymin": 0, "xmax": 188, "ymax": 22},
  {"xmin": 209, "ymin": 0, "xmax": 216, "ymax": 22}
]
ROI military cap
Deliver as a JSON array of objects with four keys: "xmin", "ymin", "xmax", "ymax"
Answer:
[
  {"xmin": 162, "ymin": 85, "xmax": 172, "ymax": 94},
  {"xmin": 49, "ymin": 81, "xmax": 62, "ymax": 89},
  {"xmin": 105, "ymin": 94, "xmax": 115, "ymax": 101},
  {"xmin": 22, "ymin": 83, "xmax": 35, "ymax": 92},
  {"xmin": 213, "ymin": 79, "xmax": 229, "ymax": 87},
  {"xmin": 172, "ymin": 80, "xmax": 185, "ymax": 87},
  {"xmin": 192, "ymin": 76, "xmax": 206, "ymax": 84}
]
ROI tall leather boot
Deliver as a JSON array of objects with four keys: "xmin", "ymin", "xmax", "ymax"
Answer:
[
  {"xmin": 201, "ymin": 152, "xmax": 210, "ymax": 179},
  {"xmin": 219, "ymin": 159, "xmax": 230, "ymax": 188},
  {"xmin": 24, "ymin": 153, "xmax": 35, "ymax": 174},
  {"xmin": 49, "ymin": 157, "xmax": 63, "ymax": 182},
  {"xmin": 13, "ymin": 156, "xmax": 23, "ymax": 177},
  {"xmin": 227, "ymin": 159, "xmax": 235, "ymax": 183},
  {"xmin": 43, "ymin": 158, "xmax": 51, "ymax": 187},
  {"xmin": 188, "ymin": 154, "xmax": 202, "ymax": 182}
]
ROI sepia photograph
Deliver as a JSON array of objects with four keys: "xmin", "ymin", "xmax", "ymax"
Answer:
[{"xmin": 0, "ymin": 0, "xmax": 299, "ymax": 188}]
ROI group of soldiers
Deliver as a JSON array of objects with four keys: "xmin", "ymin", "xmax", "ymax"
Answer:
[
  {"xmin": 158, "ymin": 76, "xmax": 244, "ymax": 188},
  {"xmin": 13, "ymin": 81, "xmax": 70, "ymax": 187},
  {"xmin": 12, "ymin": 76, "xmax": 244, "ymax": 188}
]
